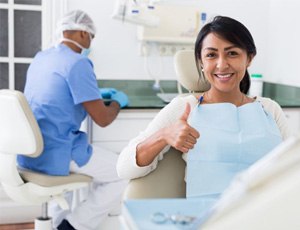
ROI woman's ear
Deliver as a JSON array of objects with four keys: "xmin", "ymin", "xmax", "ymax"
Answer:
[
  {"xmin": 247, "ymin": 54, "xmax": 254, "ymax": 67},
  {"xmin": 199, "ymin": 61, "xmax": 204, "ymax": 71}
]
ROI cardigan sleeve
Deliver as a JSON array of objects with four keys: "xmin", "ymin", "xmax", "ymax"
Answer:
[{"xmin": 256, "ymin": 96, "xmax": 293, "ymax": 140}]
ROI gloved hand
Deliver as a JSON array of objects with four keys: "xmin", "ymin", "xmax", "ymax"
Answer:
[
  {"xmin": 111, "ymin": 91, "xmax": 129, "ymax": 108},
  {"xmin": 99, "ymin": 88, "xmax": 117, "ymax": 99}
]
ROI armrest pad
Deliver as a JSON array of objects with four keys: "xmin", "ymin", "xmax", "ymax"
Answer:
[{"xmin": 123, "ymin": 148, "xmax": 186, "ymax": 199}]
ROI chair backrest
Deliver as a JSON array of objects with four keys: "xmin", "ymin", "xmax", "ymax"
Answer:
[
  {"xmin": 0, "ymin": 89, "xmax": 43, "ymax": 186},
  {"xmin": 123, "ymin": 148, "xmax": 186, "ymax": 199},
  {"xmin": 174, "ymin": 49, "xmax": 210, "ymax": 92},
  {"xmin": 123, "ymin": 50, "xmax": 212, "ymax": 200}
]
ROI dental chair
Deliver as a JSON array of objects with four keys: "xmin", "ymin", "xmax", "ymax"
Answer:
[
  {"xmin": 123, "ymin": 50, "xmax": 210, "ymax": 199},
  {"xmin": 0, "ymin": 89, "xmax": 92, "ymax": 230}
]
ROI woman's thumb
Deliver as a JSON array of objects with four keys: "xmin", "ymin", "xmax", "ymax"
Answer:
[{"xmin": 180, "ymin": 103, "xmax": 191, "ymax": 121}]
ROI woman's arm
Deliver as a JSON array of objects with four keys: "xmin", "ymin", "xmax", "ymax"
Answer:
[
  {"xmin": 117, "ymin": 95, "xmax": 199, "ymax": 179},
  {"xmin": 258, "ymin": 97, "xmax": 293, "ymax": 140},
  {"xmin": 136, "ymin": 103, "xmax": 199, "ymax": 166}
]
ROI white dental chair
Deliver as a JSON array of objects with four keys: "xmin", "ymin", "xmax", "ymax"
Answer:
[
  {"xmin": 123, "ymin": 50, "xmax": 210, "ymax": 199},
  {"xmin": 0, "ymin": 89, "xmax": 92, "ymax": 230}
]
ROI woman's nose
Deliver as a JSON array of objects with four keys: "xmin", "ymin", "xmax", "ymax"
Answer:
[{"xmin": 216, "ymin": 57, "xmax": 229, "ymax": 69}]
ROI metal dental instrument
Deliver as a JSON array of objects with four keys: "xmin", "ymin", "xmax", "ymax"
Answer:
[{"xmin": 151, "ymin": 212, "xmax": 196, "ymax": 225}]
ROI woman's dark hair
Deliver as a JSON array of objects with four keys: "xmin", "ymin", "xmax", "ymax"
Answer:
[{"xmin": 195, "ymin": 16, "xmax": 257, "ymax": 94}]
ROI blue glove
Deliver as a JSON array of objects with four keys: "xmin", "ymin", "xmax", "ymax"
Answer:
[
  {"xmin": 99, "ymin": 88, "xmax": 117, "ymax": 99},
  {"xmin": 111, "ymin": 91, "xmax": 129, "ymax": 108}
]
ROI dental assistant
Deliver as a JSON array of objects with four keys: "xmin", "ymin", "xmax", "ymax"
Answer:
[
  {"xmin": 117, "ymin": 16, "xmax": 292, "ymax": 215},
  {"xmin": 17, "ymin": 10, "xmax": 128, "ymax": 230}
]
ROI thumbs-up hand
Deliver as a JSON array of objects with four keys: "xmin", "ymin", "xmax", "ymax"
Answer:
[
  {"xmin": 180, "ymin": 101, "xmax": 191, "ymax": 121},
  {"xmin": 164, "ymin": 103, "xmax": 200, "ymax": 153}
]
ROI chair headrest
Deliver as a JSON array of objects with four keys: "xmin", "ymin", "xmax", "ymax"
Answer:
[{"xmin": 174, "ymin": 50, "xmax": 210, "ymax": 92}]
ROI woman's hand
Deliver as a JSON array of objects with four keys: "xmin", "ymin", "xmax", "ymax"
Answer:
[
  {"xmin": 136, "ymin": 103, "xmax": 200, "ymax": 166},
  {"xmin": 164, "ymin": 103, "xmax": 200, "ymax": 153}
]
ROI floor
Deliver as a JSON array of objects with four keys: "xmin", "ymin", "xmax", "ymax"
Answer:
[
  {"xmin": 0, "ymin": 223, "xmax": 34, "ymax": 230},
  {"xmin": 0, "ymin": 216, "xmax": 121, "ymax": 230}
]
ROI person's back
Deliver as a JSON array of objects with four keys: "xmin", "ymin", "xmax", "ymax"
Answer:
[{"xmin": 18, "ymin": 44, "xmax": 99, "ymax": 175}]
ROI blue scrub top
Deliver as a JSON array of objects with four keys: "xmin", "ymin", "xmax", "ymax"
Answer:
[{"xmin": 17, "ymin": 44, "xmax": 101, "ymax": 176}]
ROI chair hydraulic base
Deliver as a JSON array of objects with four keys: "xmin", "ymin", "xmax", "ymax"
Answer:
[
  {"xmin": 34, "ymin": 217, "xmax": 52, "ymax": 230},
  {"xmin": 34, "ymin": 202, "xmax": 52, "ymax": 230}
]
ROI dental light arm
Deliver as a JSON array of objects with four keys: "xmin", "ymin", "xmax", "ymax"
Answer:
[{"xmin": 112, "ymin": 0, "xmax": 160, "ymax": 27}]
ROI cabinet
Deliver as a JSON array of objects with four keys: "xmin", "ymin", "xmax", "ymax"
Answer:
[{"xmin": 92, "ymin": 109, "xmax": 159, "ymax": 153}]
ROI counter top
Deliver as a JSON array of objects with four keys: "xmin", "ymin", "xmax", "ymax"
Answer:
[
  {"xmin": 263, "ymin": 82, "xmax": 300, "ymax": 108},
  {"xmin": 98, "ymin": 80, "xmax": 181, "ymax": 109},
  {"xmin": 98, "ymin": 80, "xmax": 300, "ymax": 109}
]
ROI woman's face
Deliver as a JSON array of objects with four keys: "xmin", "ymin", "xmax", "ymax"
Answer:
[{"xmin": 200, "ymin": 33, "xmax": 252, "ymax": 94}]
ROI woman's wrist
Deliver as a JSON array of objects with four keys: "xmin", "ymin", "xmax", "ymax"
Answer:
[{"xmin": 136, "ymin": 128, "xmax": 169, "ymax": 166}]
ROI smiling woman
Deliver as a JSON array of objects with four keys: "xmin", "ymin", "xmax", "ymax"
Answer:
[
  {"xmin": 117, "ymin": 15, "xmax": 292, "ymax": 221},
  {"xmin": 194, "ymin": 16, "xmax": 257, "ymax": 106}
]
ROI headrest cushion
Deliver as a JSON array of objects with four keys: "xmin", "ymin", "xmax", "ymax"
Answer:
[{"xmin": 174, "ymin": 50, "xmax": 210, "ymax": 92}]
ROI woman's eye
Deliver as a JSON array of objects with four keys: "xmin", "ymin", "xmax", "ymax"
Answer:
[
  {"xmin": 228, "ymin": 51, "xmax": 238, "ymax": 56},
  {"xmin": 205, "ymin": 53, "xmax": 216, "ymax": 58}
]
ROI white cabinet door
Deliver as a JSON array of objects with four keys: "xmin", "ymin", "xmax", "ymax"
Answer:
[
  {"xmin": 283, "ymin": 108, "xmax": 300, "ymax": 135},
  {"xmin": 92, "ymin": 110, "xmax": 158, "ymax": 153}
]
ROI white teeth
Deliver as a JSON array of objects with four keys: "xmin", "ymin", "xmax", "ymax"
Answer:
[{"xmin": 216, "ymin": 74, "xmax": 231, "ymax": 78}]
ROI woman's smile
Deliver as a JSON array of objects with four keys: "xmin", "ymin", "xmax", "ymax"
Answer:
[{"xmin": 214, "ymin": 73, "xmax": 234, "ymax": 82}]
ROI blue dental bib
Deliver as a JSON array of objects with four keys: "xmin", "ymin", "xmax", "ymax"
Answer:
[{"xmin": 186, "ymin": 102, "xmax": 282, "ymax": 203}]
